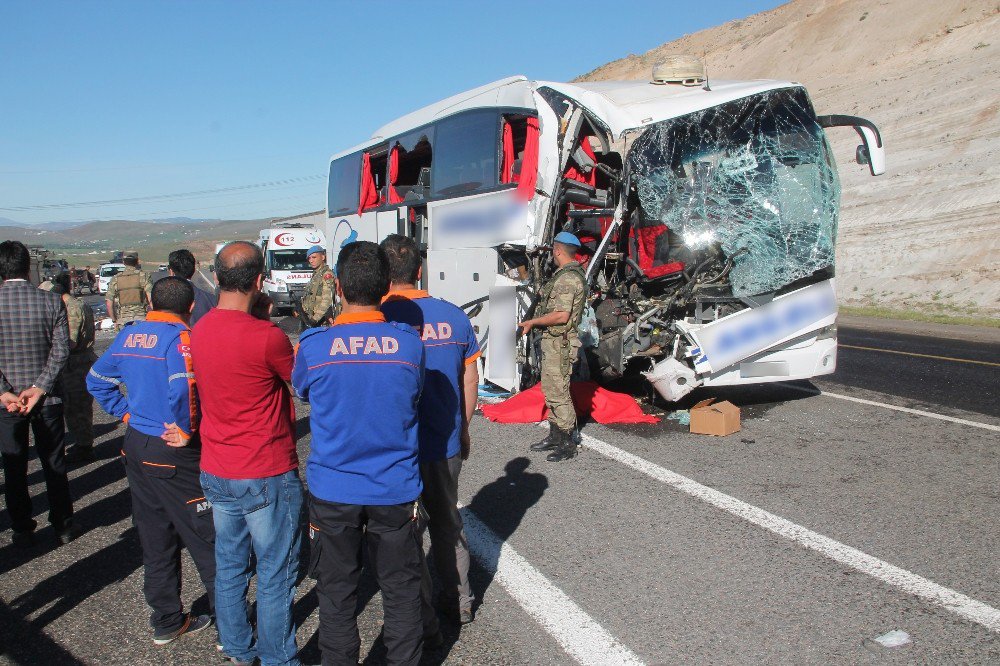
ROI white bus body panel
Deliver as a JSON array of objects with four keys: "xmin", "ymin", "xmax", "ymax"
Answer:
[
  {"xmin": 682, "ymin": 279, "xmax": 837, "ymax": 374},
  {"xmin": 677, "ymin": 279, "xmax": 838, "ymax": 390},
  {"xmin": 485, "ymin": 279, "xmax": 521, "ymax": 391},
  {"xmin": 428, "ymin": 190, "xmax": 533, "ymax": 251},
  {"xmin": 326, "ymin": 215, "xmax": 362, "ymax": 256},
  {"xmin": 700, "ymin": 336, "xmax": 837, "ymax": 388},
  {"xmin": 426, "ymin": 247, "xmax": 496, "ymax": 347}
]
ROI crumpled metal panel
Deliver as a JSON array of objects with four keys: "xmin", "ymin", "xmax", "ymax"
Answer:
[{"xmin": 629, "ymin": 87, "xmax": 840, "ymax": 297}]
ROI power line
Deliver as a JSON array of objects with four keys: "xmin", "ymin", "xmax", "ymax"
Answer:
[
  {"xmin": 39, "ymin": 192, "xmax": 325, "ymax": 224},
  {"xmin": 0, "ymin": 175, "xmax": 326, "ymax": 212},
  {"xmin": 0, "ymin": 151, "xmax": 323, "ymax": 175}
]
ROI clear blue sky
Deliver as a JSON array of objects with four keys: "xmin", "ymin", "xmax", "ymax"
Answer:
[{"xmin": 0, "ymin": 1, "xmax": 783, "ymax": 225}]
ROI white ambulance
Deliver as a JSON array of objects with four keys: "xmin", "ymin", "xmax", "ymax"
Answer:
[{"xmin": 257, "ymin": 224, "xmax": 327, "ymax": 314}]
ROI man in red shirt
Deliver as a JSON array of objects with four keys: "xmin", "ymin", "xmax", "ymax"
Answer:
[{"xmin": 190, "ymin": 241, "xmax": 303, "ymax": 666}]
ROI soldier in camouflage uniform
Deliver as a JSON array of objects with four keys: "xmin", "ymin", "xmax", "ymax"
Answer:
[
  {"xmin": 518, "ymin": 232, "xmax": 588, "ymax": 462},
  {"xmin": 298, "ymin": 245, "xmax": 337, "ymax": 326},
  {"xmin": 106, "ymin": 251, "xmax": 152, "ymax": 331},
  {"xmin": 45, "ymin": 274, "xmax": 98, "ymax": 462}
]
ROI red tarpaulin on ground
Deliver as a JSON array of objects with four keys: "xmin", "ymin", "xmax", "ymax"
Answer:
[{"xmin": 480, "ymin": 381, "xmax": 659, "ymax": 424}]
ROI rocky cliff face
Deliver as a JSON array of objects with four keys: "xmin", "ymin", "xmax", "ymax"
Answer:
[{"xmin": 578, "ymin": 0, "xmax": 999, "ymax": 317}]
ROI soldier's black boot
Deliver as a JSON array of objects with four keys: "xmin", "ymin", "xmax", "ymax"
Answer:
[
  {"xmin": 545, "ymin": 429, "xmax": 579, "ymax": 462},
  {"xmin": 530, "ymin": 423, "xmax": 559, "ymax": 451}
]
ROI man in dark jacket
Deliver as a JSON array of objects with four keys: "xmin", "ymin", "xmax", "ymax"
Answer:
[
  {"xmin": 167, "ymin": 249, "xmax": 216, "ymax": 325},
  {"xmin": 0, "ymin": 240, "xmax": 74, "ymax": 547}
]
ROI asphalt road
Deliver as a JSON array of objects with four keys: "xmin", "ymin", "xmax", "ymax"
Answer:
[
  {"xmin": 826, "ymin": 324, "xmax": 999, "ymax": 418},
  {"xmin": 0, "ymin": 317, "xmax": 997, "ymax": 664}
]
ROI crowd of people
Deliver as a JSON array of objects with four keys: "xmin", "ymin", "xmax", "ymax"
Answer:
[{"xmin": 0, "ymin": 229, "xmax": 588, "ymax": 666}]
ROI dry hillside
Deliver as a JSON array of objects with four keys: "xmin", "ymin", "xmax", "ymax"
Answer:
[
  {"xmin": 579, "ymin": 0, "xmax": 999, "ymax": 318},
  {"xmin": 0, "ymin": 218, "xmax": 268, "ymax": 265}
]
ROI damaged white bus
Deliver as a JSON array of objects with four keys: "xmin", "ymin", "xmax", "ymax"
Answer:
[{"xmin": 324, "ymin": 59, "xmax": 884, "ymax": 402}]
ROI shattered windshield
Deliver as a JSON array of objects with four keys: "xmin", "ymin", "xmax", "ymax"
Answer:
[{"xmin": 629, "ymin": 87, "xmax": 840, "ymax": 297}]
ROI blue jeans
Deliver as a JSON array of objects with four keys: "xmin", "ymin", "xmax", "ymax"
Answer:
[{"xmin": 201, "ymin": 470, "xmax": 304, "ymax": 666}]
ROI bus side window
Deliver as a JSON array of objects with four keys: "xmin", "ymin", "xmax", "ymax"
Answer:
[
  {"xmin": 328, "ymin": 151, "xmax": 363, "ymax": 216},
  {"xmin": 431, "ymin": 110, "xmax": 499, "ymax": 198},
  {"xmin": 389, "ymin": 132, "xmax": 433, "ymax": 205}
]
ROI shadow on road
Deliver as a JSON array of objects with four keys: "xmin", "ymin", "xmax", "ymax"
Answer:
[
  {"xmin": 466, "ymin": 456, "xmax": 547, "ymax": 609},
  {"xmin": 0, "ymin": 598, "xmax": 86, "ymax": 665},
  {"xmin": 6, "ymin": 529, "xmax": 142, "ymax": 631}
]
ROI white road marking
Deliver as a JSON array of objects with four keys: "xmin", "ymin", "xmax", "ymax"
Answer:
[
  {"xmin": 779, "ymin": 383, "xmax": 1000, "ymax": 432},
  {"xmin": 461, "ymin": 506, "xmax": 645, "ymax": 665},
  {"xmin": 196, "ymin": 269, "xmax": 215, "ymax": 292},
  {"xmin": 579, "ymin": 432, "xmax": 1000, "ymax": 634}
]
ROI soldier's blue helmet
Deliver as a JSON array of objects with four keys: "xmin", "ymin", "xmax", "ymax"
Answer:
[
  {"xmin": 553, "ymin": 231, "xmax": 581, "ymax": 247},
  {"xmin": 306, "ymin": 245, "xmax": 326, "ymax": 257}
]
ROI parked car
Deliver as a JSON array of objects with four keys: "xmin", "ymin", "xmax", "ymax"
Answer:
[{"xmin": 98, "ymin": 263, "xmax": 126, "ymax": 294}]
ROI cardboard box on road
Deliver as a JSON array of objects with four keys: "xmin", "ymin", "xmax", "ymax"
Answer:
[{"xmin": 689, "ymin": 398, "xmax": 741, "ymax": 436}]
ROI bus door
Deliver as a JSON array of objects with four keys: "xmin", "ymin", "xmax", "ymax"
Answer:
[
  {"xmin": 427, "ymin": 190, "xmax": 531, "ymax": 388},
  {"xmin": 426, "ymin": 245, "xmax": 496, "ymax": 331}
]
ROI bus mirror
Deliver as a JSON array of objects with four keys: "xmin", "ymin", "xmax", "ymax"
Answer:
[
  {"xmin": 856, "ymin": 145, "xmax": 869, "ymax": 166},
  {"xmin": 816, "ymin": 114, "xmax": 885, "ymax": 176},
  {"xmin": 855, "ymin": 124, "xmax": 885, "ymax": 176}
]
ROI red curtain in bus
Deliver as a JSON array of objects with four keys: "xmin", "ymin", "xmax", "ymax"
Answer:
[
  {"xmin": 358, "ymin": 152, "xmax": 379, "ymax": 215},
  {"xmin": 388, "ymin": 145, "xmax": 403, "ymax": 204},
  {"xmin": 501, "ymin": 121, "xmax": 515, "ymax": 184},
  {"xmin": 515, "ymin": 117, "xmax": 539, "ymax": 201}
]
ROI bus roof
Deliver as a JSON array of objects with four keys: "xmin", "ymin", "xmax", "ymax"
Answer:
[
  {"xmin": 327, "ymin": 76, "xmax": 802, "ymax": 163},
  {"xmin": 540, "ymin": 78, "xmax": 801, "ymax": 136},
  {"xmin": 373, "ymin": 76, "xmax": 533, "ymax": 140}
]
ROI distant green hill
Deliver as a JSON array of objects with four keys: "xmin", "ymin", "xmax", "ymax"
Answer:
[{"xmin": 1, "ymin": 217, "xmax": 272, "ymax": 265}]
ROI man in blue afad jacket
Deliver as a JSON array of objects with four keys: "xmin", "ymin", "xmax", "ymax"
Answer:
[
  {"xmin": 87, "ymin": 276, "xmax": 215, "ymax": 646},
  {"xmin": 293, "ymin": 241, "xmax": 425, "ymax": 666},
  {"xmin": 380, "ymin": 234, "xmax": 480, "ymax": 630}
]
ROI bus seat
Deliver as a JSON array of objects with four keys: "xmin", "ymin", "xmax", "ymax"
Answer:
[
  {"xmin": 564, "ymin": 137, "xmax": 598, "ymax": 186},
  {"xmin": 631, "ymin": 224, "xmax": 684, "ymax": 279}
]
